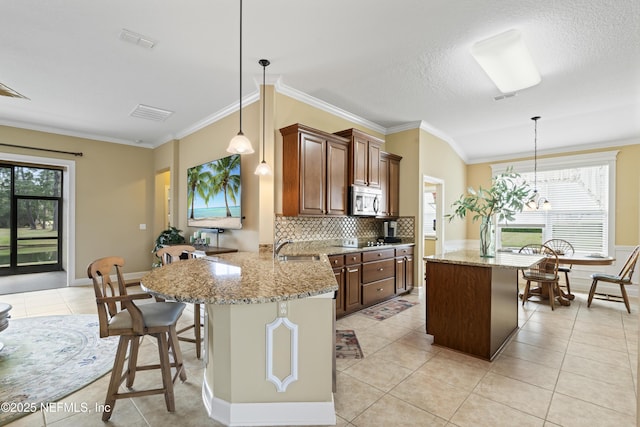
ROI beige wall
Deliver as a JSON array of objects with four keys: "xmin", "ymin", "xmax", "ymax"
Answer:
[
  {"xmin": 462, "ymin": 143, "xmax": 640, "ymax": 246},
  {"xmin": 0, "ymin": 125, "xmax": 155, "ymax": 280}
]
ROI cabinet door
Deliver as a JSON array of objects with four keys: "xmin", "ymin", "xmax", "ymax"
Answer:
[
  {"xmin": 299, "ymin": 132, "xmax": 326, "ymax": 215},
  {"xmin": 345, "ymin": 264, "xmax": 362, "ymax": 312},
  {"xmin": 388, "ymin": 156, "xmax": 400, "ymax": 217},
  {"xmin": 367, "ymin": 141, "xmax": 382, "ymax": 189},
  {"xmin": 405, "ymin": 255, "xmax": 414, "ymax": 291},
  {"xmin": 326, "ymin": 139, "xmax": 349, "ymax": 215},
  {"xmin": 352, "ymin": 136, "xmax": 368, "ymax": 187},
  {"xmin": 378, "ymin": 155, "xmax": 389, "ymax": 216},
  {"xmin": 334, "ymin": 268, "xmax": 346, "ymax": 316},
  {"xmin": 395, "ymin": 257, "xmax": 406, "ymax": 293}
]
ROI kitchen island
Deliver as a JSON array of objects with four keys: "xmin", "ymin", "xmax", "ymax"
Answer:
[
  {"xmin": 140, "ymin": 251, "xmax": 338, "ymax": 426},
  {"xmin": 424, "ymin": 250, "xmax": 543, "ymax": 361}
]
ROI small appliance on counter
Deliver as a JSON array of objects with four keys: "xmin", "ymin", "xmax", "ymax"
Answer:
[{"xmin": 383, "ymin": 220, "xmax": 401, "ymax": 243}]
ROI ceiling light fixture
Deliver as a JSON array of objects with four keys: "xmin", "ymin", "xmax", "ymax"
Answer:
[
  {"xmin": 471, "ymin": 29, "xmax": 541, "ymax": 94},
  {"xmin": 526, "ymin": 116, "xmax": 551, "ymax": 211},
  {"xmin": 226, "ymin": 0, "xmax": 254, "ymax": 155},
  {"xmin": 254, "ymin": 59, "xmax": 272, "ymax": 176}
]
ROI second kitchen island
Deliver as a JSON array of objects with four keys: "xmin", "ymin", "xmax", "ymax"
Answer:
[{"xmin": 425, "ymin": 250, "xmax": 543, "ymax": 361}]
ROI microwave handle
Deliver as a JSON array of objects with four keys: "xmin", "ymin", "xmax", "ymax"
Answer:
[{"xmin": 373, "ymin": 195, "xmax": 380, "ymax": 213}]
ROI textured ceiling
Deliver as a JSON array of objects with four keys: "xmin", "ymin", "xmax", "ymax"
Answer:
[{"xmin": 0, "ymin": 0, "xmax": 638, "ymax": 163}]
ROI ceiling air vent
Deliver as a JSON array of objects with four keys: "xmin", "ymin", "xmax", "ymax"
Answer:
[
  {"xmin": 0, "ymin": 82, "xmax": 29, "ymax": 99},
  {"xmin": 129, "ymin": 104, "xmax": 174, "ymax": 122}
]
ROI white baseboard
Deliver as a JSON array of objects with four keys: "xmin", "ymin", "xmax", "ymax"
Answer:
[{"xmin": 202, "ymin": 370, "xmax": 336, "ymax": 426}]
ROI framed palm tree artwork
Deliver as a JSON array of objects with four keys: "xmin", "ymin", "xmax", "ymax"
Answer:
[{"xmin": 187, "ymin": 154, "xmax": 242, "ymax": 230}]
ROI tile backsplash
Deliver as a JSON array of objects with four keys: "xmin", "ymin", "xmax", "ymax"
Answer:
[{"xmin": 274, "ymin": 215, "xmax": 414, "ymax": 242}]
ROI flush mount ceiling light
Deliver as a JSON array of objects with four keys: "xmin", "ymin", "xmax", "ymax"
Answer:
[
  {"xmin": 254, "ymin": 59, "xmax": 272, "ymax": 176},
  {"xmin": 471, "ymin": 29, "xmax": 541, "ymax": 94},
  {"xmin": 526, "ymin": 116, "xmax": 551, "ymax": 211},
  {"xmin": 226, "ymin": 0, "xmax": 254, "ymax": 155},
  {"xmin": 120, "ymin": 29, "xmax": 156, "ymax": 49}
]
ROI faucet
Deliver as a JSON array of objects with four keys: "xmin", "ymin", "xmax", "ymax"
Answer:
[{"xmin": 274, "ymin": 238, "xmax": 294, "ymax": 258}]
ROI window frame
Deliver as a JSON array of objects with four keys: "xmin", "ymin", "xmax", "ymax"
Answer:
[{"xmin": 492, "ymin": 151, "xmax": 618, "ymax": 255}]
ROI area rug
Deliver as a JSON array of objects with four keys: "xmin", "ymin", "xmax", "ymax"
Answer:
[
  {"xmin": 336, "ymin": 330, "xmax": 363, "ymax": 359},
  {"xmin": 360, "ymin": 298, "xmax": 418, "ymax": 321},
  {"xmin": 0, "ymin": 314, "xmax": 119, "ymax": 426}
]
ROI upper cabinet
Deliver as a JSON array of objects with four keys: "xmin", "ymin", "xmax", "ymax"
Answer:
[
  {"xmin": 334, "ymin": 128, "xmax": 383, "ymax": 189},
  {"xmin": 380, "ymin": 151, "xmax": 402, "ymax": 218},
  {"xmin": 280, "ymin": 124, "xmax": 349, "ymax": 216}
]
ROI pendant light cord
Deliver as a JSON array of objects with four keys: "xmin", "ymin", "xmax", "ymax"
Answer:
[
  {"xmin": 262, "ymin": 63, "xmax": 265, "ymax": 160},
  {"xmin": 238, "ymin": 0, "xmax": 243, "ymax": 133},
  {"xmin": 531, "ymin": 116, "xmax": 540, "ymax": 191}
]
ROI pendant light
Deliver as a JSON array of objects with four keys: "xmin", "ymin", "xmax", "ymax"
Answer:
[
  {"xmin": 526, "ymin": 116, "xmax": 551, "ymax": 210},
  {"xmin": 254, "ymin": 59, "xmax": 272, "ymax": 175},
  {"xmin": 226, "ymin": 0, "xmax": 254, "ymax": 155}
]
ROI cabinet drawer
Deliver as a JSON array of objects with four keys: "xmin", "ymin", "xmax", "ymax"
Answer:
[
  {"xmin": 345, "ymin": 252, "xmax": 361, "ymax": 265},
  {"xmin": 362, "ymin": 258, "xmax": 395, "ymax": 283},
  {"xmin": 362, "ymin": 248, "xmax": 395, "ymax": 262},
  {"xmin": 395, "ymin": 246, "xmax": 414, "ymax": 257},
  {"xmin": 362, "ymin": 278, "xmax": 395, "ymax": 305},
  {"xmin": 328, "ymin": 255, "xmax": 344, "ymax": 268}
]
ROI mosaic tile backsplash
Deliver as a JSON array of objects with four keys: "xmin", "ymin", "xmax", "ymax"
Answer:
[{"xmin": 274, "ymin": 215, "xmax": 415, "ymax": 242}]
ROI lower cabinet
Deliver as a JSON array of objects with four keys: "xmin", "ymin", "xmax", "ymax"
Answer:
[{"xmin": 332, "ymin": 245, "xmax": 414, "ymax": 319}]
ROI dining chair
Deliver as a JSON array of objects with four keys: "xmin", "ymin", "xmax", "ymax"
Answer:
[
  {"xmin": 543, "ymin": 238, "xmax": 575, "ymax": 298},
  {"xmin": 155, "ymin": 244, "xmax": 203, "ymax": 359},
  {"xmin": 587, "ymin": 245, "xmax": 640, "ymax": 313},
  {"xmin": 518, "ymin": 244, "xmax": 561, "ymax": 310},
  {"xmin": 88, "ymin": 256, "xmax": 187, "ymax": 421}
]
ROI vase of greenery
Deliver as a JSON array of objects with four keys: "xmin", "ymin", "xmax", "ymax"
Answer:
[
  {"xmin": 152, "ymin": 226, "xmax": 186, "ymax": 267},
  {"xmin": 447, "ymin": 168, "xmax": 531, "ymax": 257}
]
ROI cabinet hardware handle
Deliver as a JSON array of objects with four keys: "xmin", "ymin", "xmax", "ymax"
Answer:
[
  {"xmin": 348, "ymin": 269, "xmax": 358, "ymax": 273},
  {"xmin": 378, "ymin": 268, "xmax": 384, "ymax": 271},
  {"xmin": 377, "ymin": 288, "xmax": 384, "ymax": 291},
  {"xmin": 377, "ymin": 253, "xmax": 382, "ymax": 256},
  {"xmin": 397, "ymin": 261, "xmax": 403, "ymax": 264}
]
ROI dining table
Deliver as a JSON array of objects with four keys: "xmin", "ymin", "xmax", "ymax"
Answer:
[{"xmin": 523, "ymin": 252, "xmax": 615, "ymax": 305}]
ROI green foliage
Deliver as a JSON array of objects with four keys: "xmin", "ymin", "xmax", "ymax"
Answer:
[
  {"xmin": 152, "ymin": 226, "xmax": 185, "ymax": 254},
  {"xmin": 446, "ymin": 168, "xmax": 532, "ymax": 223}
]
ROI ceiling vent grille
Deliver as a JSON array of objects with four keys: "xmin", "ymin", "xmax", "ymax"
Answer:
[
  {"xmin": 0, "ymin": 82, "xmax": 29, "ymax": 99},
  {"xmin": 129, "ymin": 104, "xmax": 174, "ymax": 122}
]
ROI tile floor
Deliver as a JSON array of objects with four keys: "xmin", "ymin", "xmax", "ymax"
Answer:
[{"xmin": 1, "ymin": 284, "xmax": 638, "ymax": 426}]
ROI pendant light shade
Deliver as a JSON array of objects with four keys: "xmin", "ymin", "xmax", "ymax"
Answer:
[
  {"xmin": 226, "ymin": 0, "xmax": 254, "ymax": 155},
  {"xmin": 526, "ymin": 116, "xmax": 551, "ymax": 211},
  {"xmin": 255, "ymin": 59, "xmax": 272, "ymax": 175}
]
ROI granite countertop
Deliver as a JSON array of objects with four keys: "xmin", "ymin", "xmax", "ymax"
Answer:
[
  {"xmin": 424, "ymin": 249, "xmax": 543, "ymax": 269},
  {"xmin": 140, "ymin": 251, "xmax": 338, "ymax": 305}
]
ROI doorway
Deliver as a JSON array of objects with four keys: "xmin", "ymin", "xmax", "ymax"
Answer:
[
  {"xmin": 0, "ymin": 163, "xmax": 63, "ymax": 275},
  {"xmin": 422, "ymin": 175, "xmax": 444, "ymax": 256}
]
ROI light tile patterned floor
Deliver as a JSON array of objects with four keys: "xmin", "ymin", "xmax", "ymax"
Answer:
[{"xmin": 1, "ymin": 285, "xmax": 637, "ymax": 426}]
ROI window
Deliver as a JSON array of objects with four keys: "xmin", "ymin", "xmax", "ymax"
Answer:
[
  {"xmin": 423, "ymin": 188, "xmax": 436, "ymax": 237},
  {"xmin": 493, "ymin": 151, "xmax": 617, "ymax": 255}
]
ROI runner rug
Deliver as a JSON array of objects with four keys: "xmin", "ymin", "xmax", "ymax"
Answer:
[
  {"xmin": 335, "ymin": 329, "xmax": 364, "ymax": 359},
  {"xmin": 0, "ymin": 314, "xmax": 119, "ymax": 426},
  {"xmin": 360, "ymin": 298, "xmax": 418, "ymax": 321}
]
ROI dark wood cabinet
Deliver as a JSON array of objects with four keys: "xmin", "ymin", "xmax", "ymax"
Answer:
[
  {"xmin": 334, "ymin": 128, "xmax": 383, "ymax": 189},
  {"xmin": 395, "ymin": 245, "xmax": 414, "ymax": 294},
  {"xmin": 281, "ymin": 124, "xmax": 349, "ymax": 216},
  {"xmin": 333, "ymin": 244, "xmax": 414, "ymax": 319},
  {"xmin": 380, "ymin": 151, "xmax": 402, "ymax": 218},
  {"xmin": 344, "ymin": 252, "xmax": 362, "ymax": 313},
  {"xmin": 329, "ymin": 255, "xmax": 346, "ymax": 316}
]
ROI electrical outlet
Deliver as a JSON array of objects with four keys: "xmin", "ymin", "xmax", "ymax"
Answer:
[{"xmin": 139, "ymin": 224, "xmax": 146, "ymax": 230}]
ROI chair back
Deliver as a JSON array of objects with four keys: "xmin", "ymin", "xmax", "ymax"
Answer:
[
  {"xmin": 88, "ymin": 256, "xmax": 129, "ymax": 337},
  {"xmin": 543, "ymin": 239, "xmax": 575, "ymax": 256},
  {"xmin": 519, "ymin": 244, "xmax": 559, "ymax": 280},
  {"xmin": 156, "ymin": 245, "xmax": 197, "ymax": 266},
  {"xmin": 618, "ymin": 245, "xmax": 640, "ymax": 283}
]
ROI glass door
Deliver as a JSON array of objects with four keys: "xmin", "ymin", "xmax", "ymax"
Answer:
[{"xmin": 0, "ymin": 164, "xmax": 63, "ymax": 275}]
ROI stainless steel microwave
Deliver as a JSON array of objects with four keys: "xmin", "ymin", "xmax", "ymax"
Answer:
[{"xmin": 350, "ymin": 185, "xmax": 381, "ymax": 216}]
